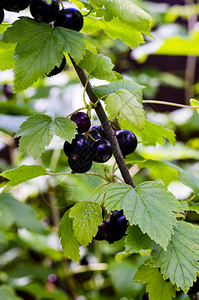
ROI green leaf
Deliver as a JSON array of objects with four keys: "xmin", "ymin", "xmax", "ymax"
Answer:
[
  {"xmin": 164, "ymin": 161, "xmax": 199, "ymax": 194},
  {"xmin": 58, "ymin": 209, "xmax": 80, "ymax": 262},
  {"xmin": 134, "ymin": 259, "xmax": 176, "ymax": 300},
  {"xmin": 0, "ymin": 39, "xmax": 15, "ymax": 71},
  {"xmin": 151, "ymin": 221, "xmax": 199, "ymax": 292},
  {"xmin": 14, "ymin": 114, "xmax": 76, "ymax": 159},
  {"xmin": 93, "ymin": 79, "xmax": 144, "ymax": 103},
  {"xmin": 190, "ymin": 98, "xmax": 199, "ymax": 114},
  {"xmin": 88, "ymin": 0, "xmax": 151, "ymax": 34},
  {"xmin": 0, "ymin": 230, "xmax": 7, "ymax": 245},
  {"xmin": 3, "ymin": 17, "xmax": 85, "ymax": 92},
  {"xmin": 1, "ymin": 165, "xmax": 48, "ymax": 187},
  {"xmin": 84, "ymin": 17, "xmax": 144, "ymax": 49},
  {"xmin": 105, "ymin": 89, "xmax": 145, "ymax": 130},
  {"xmin": 78, "ymin": 49, "xmax": 118, "ymax": 81},
  {"xmin": 125, "ymin": 225, "xmax": 154, "ymax": 254},
  {"xmin": 104, "ymin": 182, "xmax": 181, "ymax": 249},
  {"xmin": 69, "ymin": 201, "xmax": 103, "ymax": 246},
  {"xmin": 0, "ymin": 193, "xmax": 45, "ymax": 232},
  {"xmin": 0, "ymin": 285, "xmax": 22, "ymax": 300}
]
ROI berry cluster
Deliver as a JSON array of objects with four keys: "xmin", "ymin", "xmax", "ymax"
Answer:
[
  {"xmin": 1, "ymin": 0, "xmax": 83, "ymax": 75},
  {"xmin": 64, "ymin": 112, "xmax": 113, "ymax": 173},
  {"xmin": 63, "ymin": 112, "xmax": 138, "ymax": 173},
  {"xmin": 94, "ymin": 210, "xmax": 128, "ymax": 244}
]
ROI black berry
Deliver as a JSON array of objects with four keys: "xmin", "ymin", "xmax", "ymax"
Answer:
[
  {"xmin": 68, "ymin": 157, "xmax": 92, "ymax": 173},
  {"xmin": 30, "ymin": 0, "xmax": 59, "ymax": 23},
  {"xmin": 70, "ymin": 112, "xmax": 91, "ymax": 133},
  {"xmin": 142, "ymin": 293, "xmax": 149, "ymax": 300},
  {"xmin": 116, "ymin": 129, "xmax": 137, "ymax": 158},
  {"xmin": 106, "ymin": 210, "xmax": 128, "ymax": 244},
  {"xmin": 46, "ymin": 55, "xmax": 66, "ymax": 77},
  {"xmin": 94, "ymin": 221, "xmax": 108, "ymax": 241},
  {"xmin": 90, "ymin": 125, "xmax": 105, "ymax": 139},
  {"xmin": 93, "ymin": 139, "xmax": 113, "ymax": 163},
  {"xmin": 54, "ymin": 8, "xmax": 83, "ymax": 31},
  {"xmin": 0, "ymin": 7, "xmax": 4, "ymax": 24},
  {"xmin": 2, "ymin": 0, "xmax": 30, "ymax": 12}
]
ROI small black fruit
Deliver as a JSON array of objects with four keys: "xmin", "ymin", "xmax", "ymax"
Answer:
[
  {"xmin": 54, "ymin": 8, "xmax": 83, "ymax": 31},
  {"xmin": 2, "ymin": 0, "xmax": 30, "ymax": 12},
  {"xmin": 94, "ymin": 221, "xmax": 109, "ymax": 240},
  {"xmin": 116, "ymin": 129, "xmax": 137, "ymax": 158},
  {"xmin": 70, "ymin": 112, "xmax": 91, "ymax": 133},
  {"xmin": 68, "ymin": 157, "xmax": 92, "ymax": 173},
  {"xmin": 30, "ymin": 0, "xmax": 59, "ymax": 23},
  {"xmin": 93, "ymin": 139, "xmax": 113, "ymax": 163},
  {"xmin": 46, "ymin": 55, "xmax": 66, "ymax": 77},
  {"xmin": 106, "ymin": 210, "xmax": 128, "ymax": 244}
]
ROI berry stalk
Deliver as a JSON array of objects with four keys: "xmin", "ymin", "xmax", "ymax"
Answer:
[{"xmin": 69, "ymin": 55, "xmax": 136, "ymax": 188}]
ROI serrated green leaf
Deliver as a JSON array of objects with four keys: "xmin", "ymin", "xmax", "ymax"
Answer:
[
  {"xmin": 15, "ymin": 114, "xmax": 54, "ymax": 159},
  {"xmin": 58, "ymin": 209, "xmax": 80, "ymax": 262},
  {"xmin": 189, "ymin": 203, "xmax": 199, "ymax": 213},
  {"xmin": 1, "ymin": 165, "xmax": 48, "ymax": 187},
  {"xmin": 14, "ymin": 114, "xmax": 76, "ymax": 159},
  {"xmin": 53, "ymin": 117, "xmax": 77, "ymax": 141},
  {"xmin": 125, "ymin": 225, "xmax": 154, "ymax": 254},
  {"xmin": 105, "ymin": 89, "xmax": 145, "ymax": 130},
  {"xmin": 93, "ymin": 79, "xmax": 144, "ymax": 103},
  {"xmin": 134, "ymin": 259, "xmax": 176, "ymax": 300},
  {"xmin": 83, "ymin": 17, "xmax": 144, "ymax": 49},
  {"xmin": 88, "ymin": 0, "xmax": 151, "ymax": 34},
  {"xmin": 78, "ymin": 49, "xmax": 117, "ymax": 81},
  {"xmin": 69, "ymin": 201, "xmax": 103, "ymax": 246},
  {"xmin": 0, "ymin": 193, "xmax": 45, "ymax": 232},
  {"xmin": 0, "ymin": 39, "xmax": 15, "ymax": 71},
  {"xmin": 104, "ymin": 182, "xmax": 181, "ymax": 249},
  {"xmin": 0, "ymin": 285, "xmax": 22, "ymax": 300},
  {"xmin": 3, "ymin": 17, "xmax": 85, "ymax": 92},
  {"xmin": 151, "ymin": 221, "xmax": 199, "ymax": 292},
  {"xmin": 190, "ymin": 98, "xmax": 199, "ymax": 113}
]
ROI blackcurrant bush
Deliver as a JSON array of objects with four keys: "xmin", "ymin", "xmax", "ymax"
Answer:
[
  {"xmin": 70, "ymin": 112, "xmax": 91, "ymax": 133},
  {"xmin": 187, "ymin": 277, "xmax": 199, "ymax": 294},
  {"xmin": 30, "ymin": 0, "xmax": 59, "ymax": 23},
  {"xmin": 64, "ymin": 134, "xmax": 94, "ymax": 162},
  {"xmin": 93, "ymin": 139, "xmax": 113, "ymax": 163},
  {"xmin": 0, "ymin": 7, "xmax": 4, "ymax": 24},
  {"xmin": 2, "ymin": 0, "xmax": 30, "ymax": 12},
  {"xmin": 116, "ymin": 129, "xmax": 137, "ymax": 158},
  {"xmin": 68, "ymin": 157, "xmax": 92, "ymax": 173},
  {"xmin": 94, "ymin": 221, "xmax": 109, "ymax": 241},
  {"xmin": 46, "ymin": 55, "xmax": 66, "ymax": 77},
  {"xmin": 54, "ymin": 8, "xmax": 84, "ymax": 31}
]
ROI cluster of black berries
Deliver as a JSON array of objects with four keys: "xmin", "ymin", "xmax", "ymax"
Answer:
[
  {"xmin": 63, "ymin": 112, "xmax": 113, "ymax": 173},
  {"xmin": 94, "ymin": 210, "xmax": 128, "ymax": 244},
  {"xmin": 63, "ymin": 112, "xmax": 138, "ymax": 173},
  {"xmin": 0, "ymin": 0, "xmax": 83, "ymax": 76}
]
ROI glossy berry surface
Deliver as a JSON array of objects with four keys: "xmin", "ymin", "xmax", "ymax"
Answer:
[
  {"xmin": 30, "ymin": 0, "xmax": 59, "ymax": 23},
  {"xmin": 2, "ymin": 0, "xmax": 30, "ymax": 12},
  {"xmin": 46, "ymin": 55, "xmax": 66, "ymax": 77},
  {"xmin": 70, "ymin": 112, "xmax": 91, "ymax": 133},
  {"xmin": 64, "ymin": 134, "xmax": 94, "ymax": 162},
  {"xmin": 68, "ymin": 157, "xmax": 92, "ymax": 173},
  {"xmin": 93, "ymin": 139, "xmax": 113, "ymax": 163},
  {"xmin": 106, "ymin": 210, "xmax": 128, "ymax": 244},
  {"xmin": 0, "ymin": 7, "xmax": 4, "ymax": 24},
  {"xmin": 54, "ymin": 8, "xmax": 84, "ymax": 31},
  {"xmin": 90, "ymin": 125, "xmax": 105, "ymax": 139},
  {"xmin": 116, "ymin": 129, "xmax": 137, "ymax": 158},
  {"xmin": 94, "ymin": 221, "xmax": 108, "ymax": 241}
]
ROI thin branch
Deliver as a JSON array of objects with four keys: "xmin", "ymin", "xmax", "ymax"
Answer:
[
  {"xmin": 143, "ymin": 100, "xmax": 199, "ymax": 109},
  {"xmin": 48, "ymin": 171, "xmax": 107, "ymax": 181},
  {"xmin": 85, "ymin": 183, "xmax": 108, "ymax": 202},
  {"xmin": 69, "ymin": 55, "xmax": 136, "ymax": 188}
]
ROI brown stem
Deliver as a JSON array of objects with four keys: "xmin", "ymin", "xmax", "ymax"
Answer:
[{"xmin": 70, "ymin": 56, "xmax": 135, "ymax": 188}]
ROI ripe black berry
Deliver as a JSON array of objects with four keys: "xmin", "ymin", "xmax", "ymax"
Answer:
[
  {"xmin": 46, "ymin": 55, "xmax": 66, "ymax": 77},
  {"xmin": 94, "ymin": 221, "xmax": 108, "ymax": 240},
  {"xmin": 64, "ymin": 134, "xmax": 94, "ymax": 162},
  {"xmin": 0, "ymin": 7, "xmax": 4, "ymax": 24},
  {"xmin": 30, "ymin": 0, "xmax": 59, "ymax": 23},
  {"xmin": 142, "ymin": 293, "xmax": 149, "ymax": 300},
  {"xmin": 106, "ymin": 210, "xmax": 128, "ymax": 244},
  {"xmin": 70, "ymin": 112, "xmax": 91, "ymax": 133},
  {"xmin": 54, "ymin": 8, "xmax": 84, "ymax": 31},
  {"xmin": 93, "ymin": 139, "xmax": 113, "ymax": 163},
  {"xmin": 90, "ymin": 125, "xmax": 105, "ymax": 139},
  {"xmin": 68, "ymin": 157, "xmax": 92, "ymax": 173},
  {"xmin": 116, "ymin": 129, "xmax": 137, "ymax": 158},
  {"xmin": 2, "ymin": 0, "xmax": 30, "ymax": 12}
]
